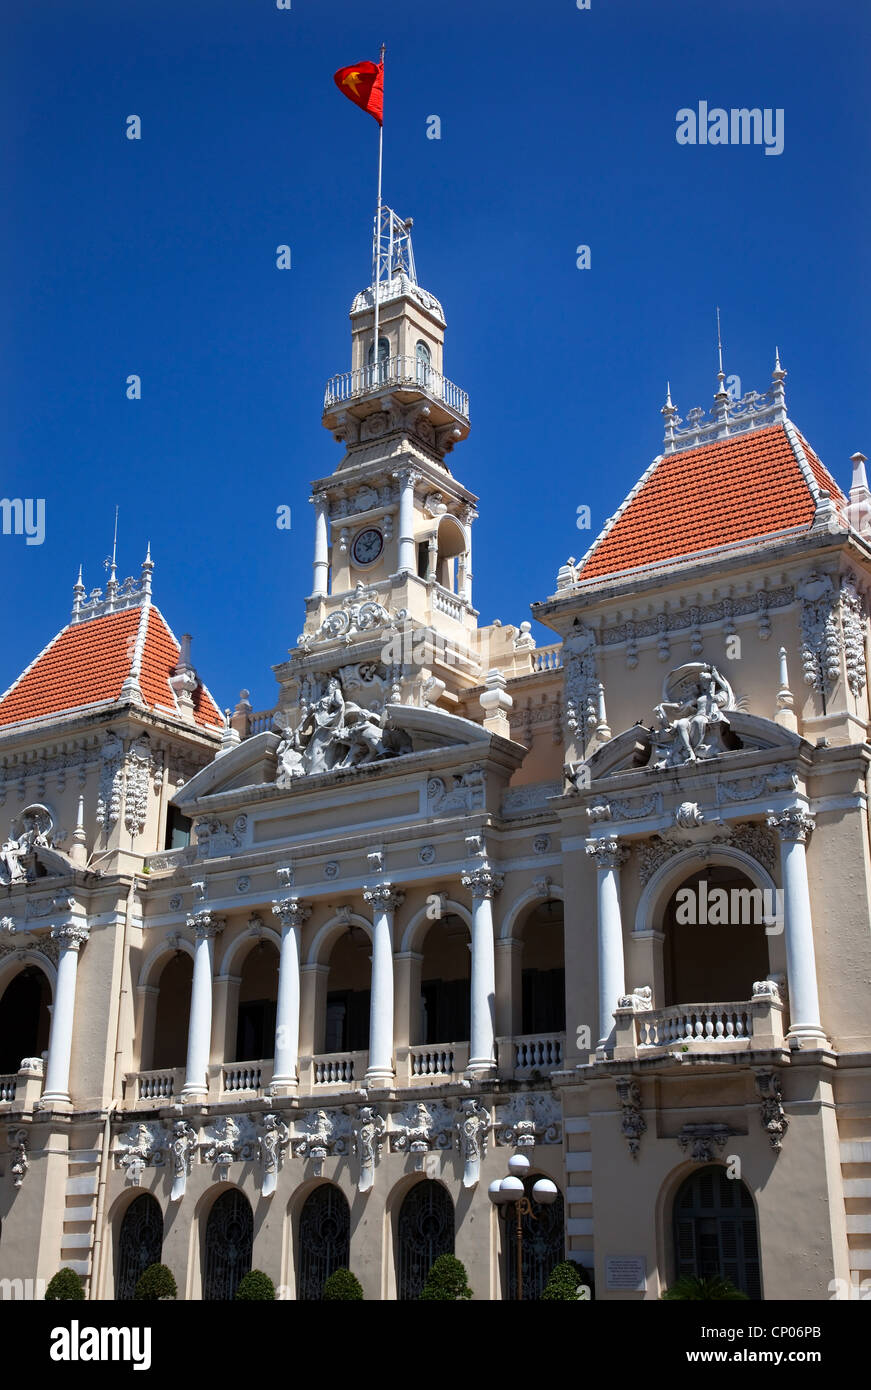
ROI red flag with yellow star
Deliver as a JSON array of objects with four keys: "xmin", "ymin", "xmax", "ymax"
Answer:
[{"xmin": 334, "ymin": 60, "xmax": 384, "ymax": 126}]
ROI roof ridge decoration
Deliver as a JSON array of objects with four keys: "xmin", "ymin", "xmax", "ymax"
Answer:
[
  {"xmin": 71, "ymin": 544, "xmax": 153, "ymax": 624},
  {"xmin": 663, "ymin": 350, "xmax": 788, "ymax": 454}
]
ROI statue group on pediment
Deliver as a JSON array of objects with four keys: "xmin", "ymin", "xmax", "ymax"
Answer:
[
  {"xmin": 0, "ymin": 807, "xmax": 53, "ymax": 886},
  {"xmin": 276, "ymin": 677, "xmax": 411, "ymax": 785},
  {"xmin": 646, "ymin": 664, "xmax": 736, "ymax": 771}
]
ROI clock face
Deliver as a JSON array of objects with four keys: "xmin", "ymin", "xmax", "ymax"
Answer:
[{"xmin": 351, "ymin": 527, "xmax": 384, "ymax": 566}]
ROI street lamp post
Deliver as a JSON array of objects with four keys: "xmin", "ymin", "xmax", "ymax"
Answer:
[{"xmin": 488, "ymin": 1153, "xmax": 558, "ymax": 1301}]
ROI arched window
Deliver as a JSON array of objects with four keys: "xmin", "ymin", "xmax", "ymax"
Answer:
[
  {"xmin": 203, "ymin": 1190, "xmax": 253, "ymax": 1300},
  {"xmin": 234, "ymin": 939, "xmax": 279, "ymax": 1063},
  {"xmin": 415, "ymin": 339, "xmax": 432, "ymax": 386},
  {"xmin": 367, "ymin": 336, "xmax": 390, "ymax": 384},
  {"xmin": 417, "ymin": 914, "xmax": 470, "ymax": 1046},
  {"xmin": 323, "ymin": 927, "xmax": 371, "ymax": 1054},
  {"xmin": 116, "ymin": 1194, "xmax": 164, "ymax": 1300},
  {"xmin": 663, "ymin": 866, "xmax": 771, "ymax": 1006},
  {"xmin": 397, "ymin": 1180, "xmax": 454, "ymax": 1299},
  {"xmin": 151, "ymin": 952, "xmax": 193, "ymax": 1071},
  {"xmin": 520, "ymin": 899, "xmax": 566, "ymax": 1036},
  {"xmin": 673, "ymin": 1167, "xmax": 761, "ymax": 1298},
  {"xmin": 504, "ymin": 1174, "xmax": 565, "ymax": 1300},
  {"xmin": 298, "ymin": 1184, "xmax": 351, "ymax": 1299},
  {"xmin": 0, "ymin": 966, "xmax": 51, "ymax": 1074}
]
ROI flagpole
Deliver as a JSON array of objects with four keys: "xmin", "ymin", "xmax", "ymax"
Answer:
[{"xmin": 373, "ymin": 42, "xmax": 385, "ymax": 387}]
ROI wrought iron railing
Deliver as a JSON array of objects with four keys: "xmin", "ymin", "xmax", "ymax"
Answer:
[{"xmin": 324, "ymin": 356, "xmax": 469, "ymax": 420}]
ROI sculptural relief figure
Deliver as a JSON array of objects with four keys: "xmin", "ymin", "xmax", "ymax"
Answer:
[
  {"xmin": 273, "ymin": 676, "xmax": 412, "ymax": 783},
  {"xmin": 648, "ymin": 664, "xmax": 735, "ymax": 771},
  {"xmin": 456, "ymin": 1098, "xmax": 490, "ymax": 1188},
  {"xmin": 275, "ymin": 723, "xmax": 307, "ymax": 786},
  {"xmin": 302, "ymin": 678, "xmax": 346, "ymax": 774},
  {"xmin": 169, "ymin": 1120, "xmax": 198, "ymax": 1202},
  {"xmin": 0, "ymin": 809, "xmax": 52, "ymax": 885},
  {"xmin": 353, "ymin": 1106, "xmax": 386, "ymax": 1193}
]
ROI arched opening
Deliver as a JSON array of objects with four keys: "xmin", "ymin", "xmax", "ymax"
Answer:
[
  {"xmin": 234, "ymin": 939, "xmax": 279, "ymax": 1063},
  {"xmin": 151, "ymin": 953, "xmax": 193, "ymax": 1071},
  {"xmin": 663, "ymin": 866, "xmax": 771, "ymax": 1006},
  {"xmin": 367, "ymin": 335, "xmax": 390, "ymax": 384},
  {"xmin": 115, "ymin": 1194, "xmax": 163, "ymax": 1300},
  {"xmin": 0, "ymin": 966, "xmax": 51, "ymax": 1074},
  {"xmin": 396, "ymin": 1180, "xmax": 455, "ymax": 1300},
  {"xmin": 434, "ymin": 515, "xmax": 466, "ymax": 593},
  {"xmin": 520, "ymin": 900, "xmax": 566, "ymax": 1035},
  {"xmin": 415, "ymin": 339, "xmax": 432, "ymax": 386},
  {"xmin": 672, "ymin": 1167, "xmax": 761, "ymax": 1298},
  {"xmin": 203, "ymin": 1189, "xmax": 253, "ymax": 1300},
  {"xmin": 416, "ymin": 914, "xmax": 470, "ymax": 1045},
  {"xmin": 503, "ymin": 1174, "xmax": 565, "ymax": 1300},
  {"xmin": 297, "ymin": 1184, "xmax": 351, "ymax": 1300},
  {"xmin": 323, "ymin": 928, "xmax": 371, "ymax": 1054}
]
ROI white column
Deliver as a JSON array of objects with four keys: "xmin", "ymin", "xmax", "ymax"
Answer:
[
  {"xmin": 311, "ymin": 493, "xmax": 330, "ymax": 597},
  {"xmin": 42, "ymin": 919, "xmax": 89, "ymax": 1105},
  {"xmin": 394, "ymin": 469, "xmax": 419, "ymax": 575},
  {"xmin": 460, "ymin": 506, "xmax": 477, "ymax": 605},
  {"xmin": 767, "ymin": 807, "xmax": 825, "ymax": 1044},
  {"xmin": 461, "ymin": 863, "xmax": 503, "ymax": 1076},
  {"xmin": 181, "ymin": 910, "xmax": 224, "ymax": 1099},
  {"xmin": 362, "ymin": 884, "xmax": 404, "ymax": 1085},
  {"xmin": 270, "ymin": 896, "xmax": 311, "ymax": 1091},
  {"xmin": 586, "ymin": 837, "xmax": 628, "ymax": 1051}
]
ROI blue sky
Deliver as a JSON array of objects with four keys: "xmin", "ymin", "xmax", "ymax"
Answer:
[{"xmin": 2, "ymin": 0, "xmax": 868, "ymax": 713}]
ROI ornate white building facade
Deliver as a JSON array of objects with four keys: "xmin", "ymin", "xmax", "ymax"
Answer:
[{"xmin": 1, "ymin": 212, "xmax": 870, "ymax": 1300}]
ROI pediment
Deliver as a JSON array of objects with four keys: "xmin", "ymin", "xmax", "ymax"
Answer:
[
  {"xmin": 582, "ymin": 713, "xmax": 807, "ymax": 783},
  {"xmin": 172, "ymin": 703, "xmax": 499, "ymax": 810}
]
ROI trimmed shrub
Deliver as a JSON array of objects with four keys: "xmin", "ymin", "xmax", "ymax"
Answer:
[
  {"xmin": 133, "ymin": 1263, "xmax": 178, "ymax": 1301},
  {"xmin": 540, "ymin": 1260, "xmax": 593, "ymax": 1300},
  {"xmin": 45, "ymin": 1268, "xmax": 85, "ymax": 1301},
  {"xmin": 662, "ymin": 1274, "xmax": 748, "ymax": 1301},
  {"xmin": 235, "ymin": 1269, "xmax": 276, "ymax": 1301},
  {"xmin": 419, "ymin": 1253, "xmax": 473, "ymax": 1301},
  {"xmin": 322, "ymin": 1267, "xmax": 364, "ymax": 1300}
]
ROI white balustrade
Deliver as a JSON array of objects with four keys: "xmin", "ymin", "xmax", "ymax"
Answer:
[
  {"xmin": 513, "ymin": 1034, "xmax": 564, "ymax": 1072},
  {"xmin": 222, "ymin": 1063, "xmax": 263, "ymax": 1093},
  {"xmin": 531, "ymin": 645, "xmax": 563, "ymax": 672},
  {"xmin": 0, "ymin": 1075, "xmax": 17, "ymax": 1102},
  {"xmin": 313, "ymin": 1053, "xmax": 356, "ymax": 1086},
  {"xmin": 431, "ymin": 584, "xmax": 464, "ymax": 622},
  {"xmin": 249, "ymin": 708, "xmax": 275, "ymax": 736},
  {"xmin": 410, "ymin": 1045, "xmax": 455, "ymax": 1077},
  {"xmin": 136, "ymin": 1069, "xmax": 177, "ymax": 1102},
  {"xmin": 324, "ymin": 356, "xmax": 469, "ymax": 420},
  {"xmin": 637, "ymin": 1005, "xmax": 751, "ymax": 1048}
]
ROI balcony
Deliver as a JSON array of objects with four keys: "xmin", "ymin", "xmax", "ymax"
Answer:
[
  {"xmin": 614, "ymin": 990, "xmax": 785, "ymax": 1061},
  {"xmin": 323, "ymin": 356, "xmax": 469, "ymax": 422}
]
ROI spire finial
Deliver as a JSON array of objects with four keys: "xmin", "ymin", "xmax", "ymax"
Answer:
[
  {"xmin": 140, "ymin": 540, "xmax": 154, "ymax": 599},
  {"xmin": 71, "ymin": 564, "xmax": 86, "ymax": 622},
  {"xmin": 661, "ymin": 381, "xmax": 678, "ymax": 452},
  {"xmin": 104, "ymin": 505, "xmax": 120, "ymax": 603},
  {"xmin": 716, "ymin": 307, "xmax": 724, "ymax": 378}
]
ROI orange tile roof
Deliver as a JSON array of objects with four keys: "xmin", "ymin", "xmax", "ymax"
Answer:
[
  {"xmin": 578, "ymin": 423, "xmax": 847, "ymax": 581},
  {"xmin": 0, "ymin": 604, "xmax": 223, "ymax": 731}
]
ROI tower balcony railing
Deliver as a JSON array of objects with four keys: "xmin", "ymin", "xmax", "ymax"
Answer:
[{"xmin": 324, "ymin": 356, "xmax": 469, "ymax": 421}]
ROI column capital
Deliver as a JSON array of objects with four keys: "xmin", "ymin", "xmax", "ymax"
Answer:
[
  {"xmin": 586, "ymin": 836, "xmax": 629, "ymax": 871},
  {"xmin": 49, "ymin": 921, "xmax": 89, "ymax": 952},
  {"xmin": 392, "ymin": 467, "xmax": 421, "ymax": 488},
  {"xmin": 272, "ymin": 896, "xmax": 312, "ymax": 928},
  {"xmin": 186, "ymin": 909, "xmax": 225, "ymax": 940},
  {"xmin": 363, "ymin": 882, "xmax": 405, "ymax": 912},
  {"xmin": 461, "ymin": 864, "xmax": 504, "ymax": 899},
  {"xmin": 766, "ymin": 807, "xmax": 815, "ymax": 844}
]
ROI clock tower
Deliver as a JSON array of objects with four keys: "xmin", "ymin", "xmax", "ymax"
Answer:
[{"xmin": 275, "ymin": 209, "xmax": 492, "ymax": 720}]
